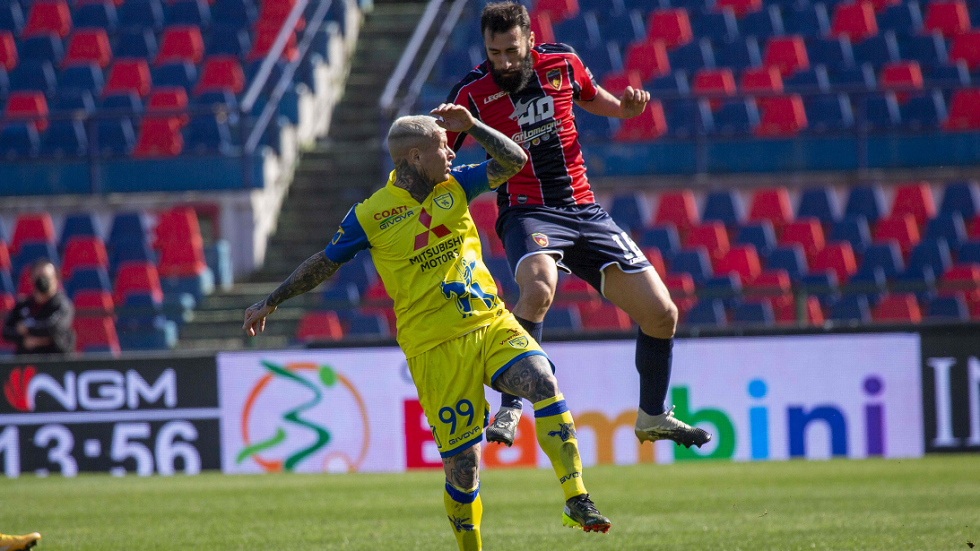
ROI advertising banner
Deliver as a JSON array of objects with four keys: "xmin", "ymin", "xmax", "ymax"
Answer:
[
  {"xmin": 0, "ymin": 356, "xmax": 221, "ymax": 477},
  {"xmin": 920, "ymin": 329, "xmax": 980, "ymax": 453}
]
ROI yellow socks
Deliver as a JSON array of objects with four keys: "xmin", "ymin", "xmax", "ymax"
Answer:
[
  {"xmin": 444, "ymin": 481, "xmax": 482, "ymax": 550},
  {"xmin": 533, "ymin": 393, "xmax": 588, "ymax": 500}
]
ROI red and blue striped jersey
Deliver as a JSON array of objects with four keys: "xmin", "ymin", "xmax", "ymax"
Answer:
[{"xmin": 445, "ymin": 43, "xmax": 599, "ymax": 210}]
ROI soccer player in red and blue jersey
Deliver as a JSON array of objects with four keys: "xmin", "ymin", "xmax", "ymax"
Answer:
[{"xmin": 445, "ymin": 2, "xmax": 711, "ymax": 449}]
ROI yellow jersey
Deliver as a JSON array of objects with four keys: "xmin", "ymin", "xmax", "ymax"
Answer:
[{"xmin": 324, "ymin": 161, "xmax": 503, "ymax": 357}]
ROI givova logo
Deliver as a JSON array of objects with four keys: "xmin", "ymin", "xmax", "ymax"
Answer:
[{"xmin": 236, "ymin": 361, "xmax": 370, "ymax": 473}]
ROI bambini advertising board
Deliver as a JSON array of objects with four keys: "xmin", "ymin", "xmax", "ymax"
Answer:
[{"xmin": 215, "ymin": 333, "xmax": 923, "ymax": 474}]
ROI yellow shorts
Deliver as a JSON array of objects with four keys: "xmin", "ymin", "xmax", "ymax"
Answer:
[{"xmin": 407, "ymin": 310, "xmax": 550, "ymax": 459}]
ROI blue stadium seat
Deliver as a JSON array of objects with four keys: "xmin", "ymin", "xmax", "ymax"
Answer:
[
  {"xmin": 829, "ymin": 294, "xmax": 871, "ymax": 322},
  {"xmin": 668, "ymin": 39, "xmax": 715, "ymax": 72},
  {"xmin": 857, "ymin": 242, "xmax": 904, "ymax": 280},
  {"xmin": 166, "ymin": 0, "xmax": 211, "ymax": 27},
  {"xmin": 827, "ymin": 63, "xmax": 875, "ymax": 90},
  {"xmin": 904, "ymin": 239, "xmax": 952, "ymax": 280},
  {"xmin": 598, "ymin": 11, "xmax": 644, "ymax": 44},
  {"xmin": 899, "ymin": 90, "xmax": 946, "ymax": 130},
  {"xmin": 609, "ymin": 192, "xmax": 650, "ymax": 233},
  {"xmin": 40, "ymin": 120, "xmax": 87, "ymax": 157},
  {"xmin": 118, "ymin": 0, "xmax": 165, "ymax": 31},
  {"xmin": 712, "ymin": 37, "xmax": 760, "ymax": 71},
  {"xmin": 829, "ymin": 216, "xmax": 872, "ymax": 255},
  {"xmin": 109, "ymin": 237, "xmax": 155, "ymax": 274},
  {"xmin": 578, "ymin": 42, "xmax": 615, "ymax": 82},
  {"xmin": 183, "ymin": 115, "xmax": 233, "ymax": 154},
  {"xmin": 0, "ymin": 124, "xmax": 39, "ymax": 159},
  {"xmin": 12, "ymin": 242, "xmax": 59, "ymax": 280},
  {"xmin": 484, "ymin": 257, "xmax": 517, "ymax": 297},
  {"xmin": 926, "ymin": 295, "xmax": 968, "ymax": 320},
  {"xmin": 701, "ymin": 274, "xmax": 742, "ymax": 308},
  {"xmin": 639, "ymin": 225, "xmax": 681, "ymax": 261},
  {"xmin": 9, "ymin": 60, "xmax": 57, "ymax": 96},
  {"xmin": 0, "ymin": 270, "xmax": 14, "ymax": 296},
  {"xmin": 347, "ymin": 313, "xmax": 390, "ymax": 337},
  {"xmin": 117, "ymin": 315, "xmax": 177, "ymax": 350},
  {"xmin": 860, "ymin": 92, "xmax": 900, "ymax": 130},
  {"xmin": 960, "ymin": 241, "xmax": 980, "ymax": 264},
  {"xmin": 320, "ymin": 282, "xmax": 360, "ymax": 309},
  {"xmin": 60, "ymin": 64, "xmax": 104, "ymax": 95},
  {"xmin": 702, "ymin": 189, "xmax": 744, "ymax": 225},
  {"xmin": 554, "ymin": 14, "xmax": 597, "ymax": 51},
  {"xmin": 109, "ymin": 212, "xmax": 150, "ymax": 245},
  {"xmin": 923, "ymin": 63, "xmax": 969, "ymax": 87},
  {"xmin": 66, "ymin": 267, "xmax": 113, "ymax": 298},
  {"xmin": 732, "ymin": 300, "xmax": 775, "ymax": 324},
  {"xmin": 0, "ymin": 2, "xmax": 23, "ymax": 33},
  {"xmin": 206, "ymin": 24, "xmax": 251, "ymax": 58},
  {"xmin": 152, "ymin": 62, "xmax": 198, "ymax": 92},
  {"xmin": 437, "ymin": 46, "xmax": 482, "ymax": 85},
  {"xmin": 101, "ymin": 92, "xmax": 143, "ymax": 115},
  {"xmin": 844, "ymin": 185, "xmax": 885, "ymax": 223},
  {"xmin": 210, "ymin": 0, "xmax": 257, "ymax": 28},
  {"xmin": 846, "ymin": 268, "xmax": 886, "ymax": 308},
  {"xmin": 783, "ymin": 3, "xmax": 830, "ymax": 36},
  {"xmin": 737, "ymin": 6, "xmax": 784, "ymax": 39},
  {"xmin": 783, "ymin": 65, "xmax": 830, "ymax": 93},
  {"xmin": 544, "ymin": 305, "xmax": 583, "ymax": 331},
  {"xmin": 114, "ymin": 29, "xmax": 157, "ymax": 59},
  {"xmin": 692, "ymin": 10, "xmax": 737, "ymax": 41},
  {"xmin": 712, "ymin": 99, "xmax": 759, "ymax": 135},
  {"xmin": 331, "ymin": 257, "xmax": 376, "ymax": 295},
  {"xmin": 804, "ymin": 93, "xmax": 854, "ymax": 131},
  {"xmin": 96, "ymin": 118, "xmax": 136, "ymax": 156},
  {"xmin": 924, "ymin": 213, "xmax": 967, "ymax": 252},
  {"xmin": 664, "ymin": 98, "xmax": 713, "ymax": 137},
  {"xmin": 75, "ymin": 2, "xmax": 119, "ymax": 32},
  {"xmin": 806, "ymin": 36, "xmax": 854, "ymax": 70},
  {"xmin": 797, "ymin": 186, "xmax": 839, "ymax": 223},
  {"xmin": 766, "ymin": 244, "xmax": 807, "ymax": 280},
  {"xmin": 940, "ymin": 181, "xmax": 980, "ymax": 219},
  {"xmin": 18, "ymin": 35, "xmax": 64, "ymax": 65},
  {"xmin": 671, "ymin": 248, "xmax": 713, "ymax": 284},
  {"xmin": 647, "ymin": 71, "xmax": 690, "ymax": 95},
  {"xmin": 851, "ymin": 32, "xmax": 898, "ymax": 67},
  {"xmin": 194, "ymin": 90, "xmax": 238, "ymax": 110},
  {"xmin": 735, "ymin": 221, "xmax": 777, "ymax": 257},
  {"xmin": 897, "ymin": 33, "xmax": 947, "ymax": 69},
  {"xmin": 878, "ymin": 2, "xmax": 922, "ymax": 34},
  {"xmin": 59, "ymin": 213, "xmax": 100, "ymax": 250},
  {"xmin": 574, "ymin": 108, "xmax": 615, "ymax": 141},
  {"xmin": 800, "ymin": 271, "xmax": 839, "ymax": 306},
  {"xmin": 686, "ymin": 298, "xmax": 727, "ymax": 326}
]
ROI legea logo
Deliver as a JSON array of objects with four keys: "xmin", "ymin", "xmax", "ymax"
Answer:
[
  {"xmin": 236, "ymin": 361, "xmax": 370, "ymax": 473},
  {"xmin": 3, "ymin": 366, "xmax": 177, "ymax": 412}
]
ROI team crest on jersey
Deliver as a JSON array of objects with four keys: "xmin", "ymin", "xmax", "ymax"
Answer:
[
  {"xmin": 547, "ymin": 68, "xmax": 562, "ymax": 91},
  {"xmin": 508, "ymin": 336, "xmax": 529, "ymax": 349},
  {"xmin": 434, "ymin": 192, "xmax": 454, "ymax": 210},
  {"xmin": 532, "ymin": 233, "xmax": 549, "ymax": 247}
]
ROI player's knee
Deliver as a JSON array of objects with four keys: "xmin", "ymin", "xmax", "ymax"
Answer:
[
  {"xmin": 639, "ymin": 298, "xmax": 678, "ymax": 338},
  {"xmin": 520, "ymin": 279, "xmax": 555, "ymax": 314},
  {"xmin": 445, "ymin": 449, "xmax": 480, "ymax": 490},
  {"xmin": 531, "ymin": 371, "xmax": 560, "ymax": 402}
]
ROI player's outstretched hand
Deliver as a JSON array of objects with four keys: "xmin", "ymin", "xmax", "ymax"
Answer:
[
  {"xmin": 621, "ymin": 86, "xmax": 651, "ymax": 119},
  {"xmin": 431, "ymin": 103, "xmax": 476, "ymax": 133},
  {"xmin": 243, "ymin": 300, "xmax": 276, "ymax": 337}
]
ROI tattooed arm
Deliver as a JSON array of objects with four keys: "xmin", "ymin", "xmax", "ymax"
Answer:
[
  {"xmin": 243, "ymin": 251, "xmax": 340, "ymax": 337},
  {"xmin": 430, "ymin": 103, "xmax": 528, "ymax": 188}
]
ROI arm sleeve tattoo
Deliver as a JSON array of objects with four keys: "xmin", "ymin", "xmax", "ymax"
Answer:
[
  {"xmin": 264, "ymin": 251, "xmax": 340, "ymax": 308},
  {"xmin": 466, "ymin": 120, "xmax": 528, "ymax": 188}
]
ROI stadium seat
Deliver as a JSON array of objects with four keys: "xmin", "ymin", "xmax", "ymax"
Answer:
[
  {"xmin": 601, "ymin": 71, "xmax": 643, "ymax": 98},
  {"xmin": 693, "ymin": 68, "xmax": 737, "ymax": 108},
  {"xmin": 671, "ymin": 248, "xmax": 713, "ymax": 284},
  {"xmin": 896, "ymin": 34, "xmax": 946, "ymax": 70},
  {"xmin": 114, "ymin": 262, "xmax": 163, "ymax": 304},
  {"xmin": 115, "ymin": 29, "xmax": 157, "ymax": 59},
  {"xmin": 687, "ymin": 222, "xmax": 730, "ymax": 262},
  {"xmin": 804, "ymin": 93, "xmax": 853, "ymax": 131},
  {"xmin": 4, "ymin": 91, "xmax": 48, "ymax": 132},
  {"xmin": 828, "ymin": 64, "xmax": 876, "ymax": 91},
  {"xmin": 211, "ymin": 0, "xmax": 257, "ymax": 28},
  {"xmin": 772, "ymin": 294, "xmax": 825, "ymax": 325},
  {"xmin": 702, "ymin": 189, "xmax": 744, "ymax": 226},
  {"xmin": 806, "ymin": 37, "xmax": 855, "ymax": 71},
  {"xmin": 700, "ymin": 273, "xmax": 743, "ymax": 308},
  {"xmin": 73, "ymin": 315, "xmax": 121, "ymax": 355},
  {"xmin": 183, "ymin": 114, "xmax": 233, "ymax": 154},
  {"xmin": 61, "ymin": 238, "xmax": 109, "ymax": 281},
  {"xmin": 22, "ymin": 1, "xmax": 72, "ymax": 38},
  {"xmin": 19, "ymin": 34, "xmax": 64, "ymax": 65},
  {"xmin": 65, "ymin": 267, "xmax": 112, "ymax": 298},
  {"xmin": 0, "ymin": 4, "xmax": 23, "ymax": 36},
  {"xmin": 543, "ymin": 304, "xmax": 583, "ymax": 332},
  {"xmin": 939, "ymin": 263, "xmax": 980, "ymax": 292},
  {"xmin": 923, "ymin": 63, "xmax": 968, "ymax": 88},
  {"xmin": 899, "ymin": 90, "xmax": 946, "ymax": 130},
  {"xmin": 735, "ymin": 220, "xmax": 777, "ymax": 257},
  {"xmin": 829, "ymin": 216, "xmax": 872, "ymax": 255},
  {"xmin": 207, "ymin": 24, "xmax": 251, "ymax": 58},
  {"xmin": 155, "ymin": 26, "xmax": 204, "ymax": 66},
  {"xmin": 530, "ymin": 11, "xmax": 555, "ymax": 43},
  {"xmin": 741, "ymin": 67, "xmax": 783, "ymax": 99},
  {"xmin": 831, "ymin": 2, "xmax": 879, "ymax": 41},
  {"xmin": 766, "ymin": 244, "xmax": 808, "ymax": 279},
  {"xmin": 134, "ymin": 116, "xmax": 183, "ymax": 157},
  {"xmin": 874, "ymin": 213, "xmax": 921, "ymax": 257},
  {"xmin": 108, "ymin": 211, "xmax": 150, "ymax": 247},
  {"xmin": 647, "ymin": 9, "xmax": 694, "ymax": 49},
  {"xmin": 924, "ymin": 213, "xmax": 967, "ymax": 252},
  {"xmin": 692, "ymin": 9, "xmax": 737, "ymax": 40},
  {"xmin": 248, "ymin": 19, "xmax": 298, "ymax": 61},
  {"xmin": 745, "ymin": 268, "xmax": 791, "ymax": 297},
  {"xmin": 74, "ymin": 2, "xmax": 119, "ymax": 33},
  {"xmin": 0, "ymin": 241, "xmax": 10, "ymax": 272},
  {"xmin": 195, "ymin": 55, "xmax": 244, "ymax": 94},
  {"xmin": 829, "ymin": 294, "xmax": 872, "ymax": 322},
  {"xmin": 654, "ymin": 190, "xmax": 699, "ymax": 237},
  {"xmin": 878, "ymin": 2, "xmax": 922, "ymax": 34},
  {"xmin": 664, "ymin": 97, "xmax": 713, "ymax": 137},
  {"xmin": 0, "ymin": 123, "xmax": 39, "ymax": 158},
  {"xmin": 147, "ymin": 86, "xmax": 189, "ymax": 124},
  {"xmin": 320, "ymin": 281, "xmax": 359, "ymax": 309},
  {"xmin": 10, "ymin": 212, "xmax": 55, "ymax": 254},
  {"xmin": 614, "ymin": 101, "xmax": 667, "ymax": 141},
  {"xmin": 715, "ymin": 37, "xmax": 761, "ymax": 72},
  {"xmin": 715, "ymin": 245, "xmax": 762, "ymax": 283},
  {"xmin": 763, "ymin": 36, "xmax": 809, "ymax": 76},
  {"xmin": 810, "ymin": 242, "xmax": 857, "ymax": 283},
  {"xmin": 748, "ymin": 187, "xmax": 793, "ymax": 229},
  {"xmin": 167, "ymin": 0, "xmax": 211, "ymax": 27},
  {"xmin": 851, "ymin": 32, "xmax": 898, "ymax": 67},
  {"xmin": 784, "ymin": 4, "xmax": 830, "ymax": 36},
  {"xmin": 0, "ymin": 30, "xmax": 16, "ymax": 69},
  {"xmin": 948, "ymin": 32, "xmax": 980, "ymax": 71},
  {"xmin": 903, "ymin": 239, "xmax": 952, "ymax": 280},
  {"xmin": 296, "ymin": 310, "xmax": 343, "ymax": 342},
  {"xmin": 923, "ymin": 0, "xmax": 970, "ymax": 37},
  {"xmin": 622, "ymin": 39, "xmax": 670, "ymax": 81},
  {"xmin": 784, "ymin": 66, "xmax": 831, "ymax": 93},
  {"xmin": 716, "ymin": 0, "xmax": 761, "ymax": 17},
  {"xmin": 940, "ymin": 181, "xmax": 980, "ymax": 219},
  {"xmin": 926, "ymin": 294, "xmax": 969, "ymax": 319},
  {"xmin": 844, "ymin": 185, "xmax": 886, "ymax": 223},
  {"xmin": 756, "ymin": 94, "xmax": 808, "ymax": 135},
  {"xmin": 345, "ymin": 312, "xmax": 390, "ymax": 337},
  {"xmin": 118, "ymin": 0, "xmax": 165, "ymax": 31},
  {"xmin": 60, "ymin": 63, "xmax": 105, "ymax": 95},
  {"xmin": 104, "ymin": 59, "xmax": 152, "ymax": 97},
  {"xmin": 609, "ymin": 192, "xmax": 650, "ymax": 234},
  {"xmin": 732, "ymin": 300, "xmax": 775, "ymax": 324},
  {"xmin": 739, "ymin": 6, "xmax": 783, "ymax": 38},
  {"xmin": 944, "ymin": 88, "xmax": 980, "ymax": 130},
  {"xmin": 712, "ymin": 98, "xmax": 760, "ymax": 134},
  {"xmin": 59, "ymin": 211, "xmax": 101, "ymax": 251},
  {"xmin": 857, "ymin": 242, "xmax": 905, "ymax": 279},
  {"xmin": 796, "ymin": 186, "xmax": 839, "ymax": 223},
  {"xmin": 668, "ymin": 38, "xmax": 714, "ymax": 73},
  {"xmin": 873, "ymin": 293, "xmax": 922, "ymax": 322},
  {"xmin": 579, "ymin": 303, "xmax": 632, "ymax": 331},
  {"xmin": 685, "ymin": 298, "xmax": 727, "ymax": 326},
  {"xmin": 639, "ymin": 224, "xmax": 681, "ymax": 261},
  {"xmin": 891, "ymin": 182, "xmax": 936, "ymax": 227},
  {"xmin": 555, "ymin": 276, "xmax": 602, "ymax": 308},
  {"xmin": 63, "ymin": 29, "xmax": 112, "ymax": 68}
]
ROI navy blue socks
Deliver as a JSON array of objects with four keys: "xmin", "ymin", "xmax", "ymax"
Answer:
[
  {"xmin": 636, "ymin": 330, "xmax": 672, "ymax": 416},
  {"xmin": 498, "ymin": 315, "xmax": 545, "ymax": 411}
]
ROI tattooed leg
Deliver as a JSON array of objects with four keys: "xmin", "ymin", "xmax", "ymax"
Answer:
[
  {"xmin": 443, "ymin": 444, "xmax": 480, "ymax": 490},
  {"xmin": 442, "ymin": 445, "xmax": 483, "ymax": 551},
  {"xmin": 492, "ymin": 355, "xmax": 559, "ymax": 403}
]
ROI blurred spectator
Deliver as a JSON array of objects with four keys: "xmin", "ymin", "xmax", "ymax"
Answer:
[{"xmin": 2, "ymin": 259, "xmax": 75, "ymax": 355}]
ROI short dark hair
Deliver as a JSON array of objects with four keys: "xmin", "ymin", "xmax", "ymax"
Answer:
[
  {"xmin": 31, "ymin": 257, "xmax": 54, "ymax": 272},
  {"xmin": 480, "ymin": 1, "xmax": 530, "ymax": 39}
]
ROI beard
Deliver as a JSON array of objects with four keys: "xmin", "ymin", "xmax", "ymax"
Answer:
[{"xmin": 489, "ymin": 52, "xmax": 535, "ymax": 95}]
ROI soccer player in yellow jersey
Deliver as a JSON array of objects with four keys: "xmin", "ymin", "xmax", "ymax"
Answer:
[
  {"xmin": 0, "ymin": 531, "xmax": 40, "ymax": 551},
  {"xmin": 243, "ymin": 103, "xmax": 610, "ymax": 549}
]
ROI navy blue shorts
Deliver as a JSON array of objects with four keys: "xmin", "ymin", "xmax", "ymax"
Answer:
[{"xmin": 495, "ymin": 204, "xmax": 654, "ymax": 295}]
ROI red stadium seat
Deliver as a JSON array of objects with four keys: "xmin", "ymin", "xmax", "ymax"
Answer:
[
  {"xmin": 257, "ymin": 0, "xmax": 305, "ymax": 26},
  {"xmin": 147, "ymin": 86, "xmax": 189, "ymax": 125},
  {"xmin": 970, "ymin": 216, "xmax": 980, "ymax": 239},
  {"xmin": 924, "ymin": 0, "xmax": 971, "ymax": 37},
  {"xmin": 943, "ymin": 88, "xmax": 980, "ymax": 130},
  {"xmin": 155, "ymin": 26, "xmax": 204, "ymax": 66},
  {"xmin": 693, "ymin": 68, "xmax": 736, "ymax": 110},
  {"xmin": 654, "ymin": 190, "xmax": 699, "ymax": 237},
  {"xmin": 580, "ymin": 303, "xmax": 632, "ymax": 330},
  {"xmin": 4, "ymin": 91, "xmax": 48, "ymax": 132},
  {"xmin": 73, "ymin": 289, "xmax": 114, "ymax": 316},
  {"xmin": 157, "ymin": 240, "xmax": 207, "ymax": 277},
  {"xmin": 623, "ymin": 40, "xmax": 670, "ymax": 81},
  {"xmin": 0, "ymin": 292, "xmax": 14, "ymax": 314},
  {"xmin": 741, "ymin": 66, "xmax": 784, "ymax": 94},
  {"xmin": 664, "ymin": 272, "xmax": 695, "ymax": 299},
  {"xmin": 939, "ymin": 263, "xmax": 980, "ymax": 292},
  {"xmin": 868, "ymin": 0, "xmax": 899, "ymax": 12},
  {"xmin": 362, "ymin": 279, "xmax": 393, "ymax": 308},
  {"xmin": 966, "ymin": 290, "xmax": 980, "ymax": 319},
  {"xmin": 715, "ymin": 0, "xmax": 761, "ymax": 17},
  {"xmin": 22, "ymin": 0, "xmax": 72, "ymax": 38},
  {"xmin": 771, "ymin": 294, "xmax": 824, "ymax": 325},
  {"xmin": 686, "ymin": 222, "xmax": 730, "ymax": 261},
  {"xmin": 73, "ymin": 316, "xmax": 120, "ymax": 355},
  {"xmin": 530, "ymin": 11, "xmax": 555, "ymax": 43},
  {"xmin": 891, "ymin": 182, "xmax": 935, "ymax": 227},
  {"xmin": 873, "ymin": 293, "xmax": 922, "ymax": 322},
  {"xmin": 195, "ymin": 55, "xmax": 245, "ymax": 95},
  {"xmin": 646, "ymin": 9, "xmax": 693, "ymax": 49},
  {"xmin": 641, "ymin": 247, "xmax": 667, "ymax": 278},
  {"xmin": 715, "ymin": 245, "xmax": 762, "ymax": 283},
  {"xmin": 104, "ymin": 59, "xmax": 152, "ymax": 97},
  {"xmin": 810, "ymin": 242, "xmax": 857, "ymax": 283},
  {"xmin": 61, "ymin": 237, "xmax": 109, "ymax": 281},
  {"xmin": 0, "ymin": 240, "xmax": 10, "ymax": 271},
  {"xmin": 949, "ymin": 33, "xmax": 980, "ymax": 71},
  {"xmin": 763, "ymin": 36, "xmax": 809, "ymax": 76},
  {"xmin": 154, "ymin": 207, "xmax": 203, "ymax": 247},
  {"xmin": 830, "ymin": 2, "xmax": 879, "ymax": 41},
  {"xmin": 114, "ymin": 262, "xmax": 164, "ymax": 304},
  {"xmin": 133, "ymin": 117, "xmax": 184, "ymax": 157},
  {"xmin": 555, "ymin": 275, "xmax": 602, "ymax": 308},
  {"xmin": 780, "ymin": 218, "xmax": 825, "ymax": 261},
  {"xmin": 248, "ymin": 20, "xmax": 299, "ymax": 62},
  {"xmin": 601, "ymin": 71, "xmax": 643, "ymax": 97},
  {"xmin": 533, "ymin": 0, "xmax": 579, "ymax": 23},
  {"xmin": 11, "ymin": 213, "xmax": 56, "ymax": 254},
  {"xmin": 63, "ymin": 29, "xmax": 112, "ymax": 68},
  {"xmin": 614, "ymin": 101, "xmax": 667, "ymax": 141},
  {"xmin": 296, "ymin": 311, "xmax": 344, "ymax": 342},
  {"xmin": 748, "ymin": 187, "xmax": 793, "ymax": 230},
  {"xmin": 755, "ymin": 94, "xmax": 807, "ymax": 136},
  {"xmin": 0, "ymin": 30, "xmax": 17, "ymax": 70},
  {"xmin": 873, "ymin": 214, "xmax": 920, "ymax": 258},
  {"xmin": 879, "ymin": 62, "xmax": 923, "ymax": 99},
  {"xmin": 745, "ymin": 269, "xmax": 791, "ymax": 297}
]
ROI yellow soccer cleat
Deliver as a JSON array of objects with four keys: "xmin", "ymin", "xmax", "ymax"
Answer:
[{"xmin": 0, "ymin": 532, "xmax": 40, "ymax": 551}]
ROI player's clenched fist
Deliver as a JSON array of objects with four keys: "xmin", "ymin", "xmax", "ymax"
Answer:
[
  {"xmin": 431, "ymin": 103, "xmax": 476, "ymax": 133},
  {"xmin": 621, "ymin": 86, "xmax": 651, "ymax": 119}
]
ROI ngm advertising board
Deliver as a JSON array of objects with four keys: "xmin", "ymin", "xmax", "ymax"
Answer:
[{"xmin": 215, "ymin": 333, "xmax": 924, "ymax": 474}]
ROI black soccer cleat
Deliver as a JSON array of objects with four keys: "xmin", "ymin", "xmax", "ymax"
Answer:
[
  {"xmin": 486, "ymin": 406, "xmax": 520, "ymax": 447},
  {"xmin": 562, "ymin": 494, "xmax": 611, "ymax": 533},
  {"xmin": 635, "ymin": 406, "xmax": 712, "ymax": 449}
]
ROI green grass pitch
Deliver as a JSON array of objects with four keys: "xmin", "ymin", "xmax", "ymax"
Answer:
[{"xmin": 2, "ymin": 455, "xmax": 978, "ymax": 550}]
